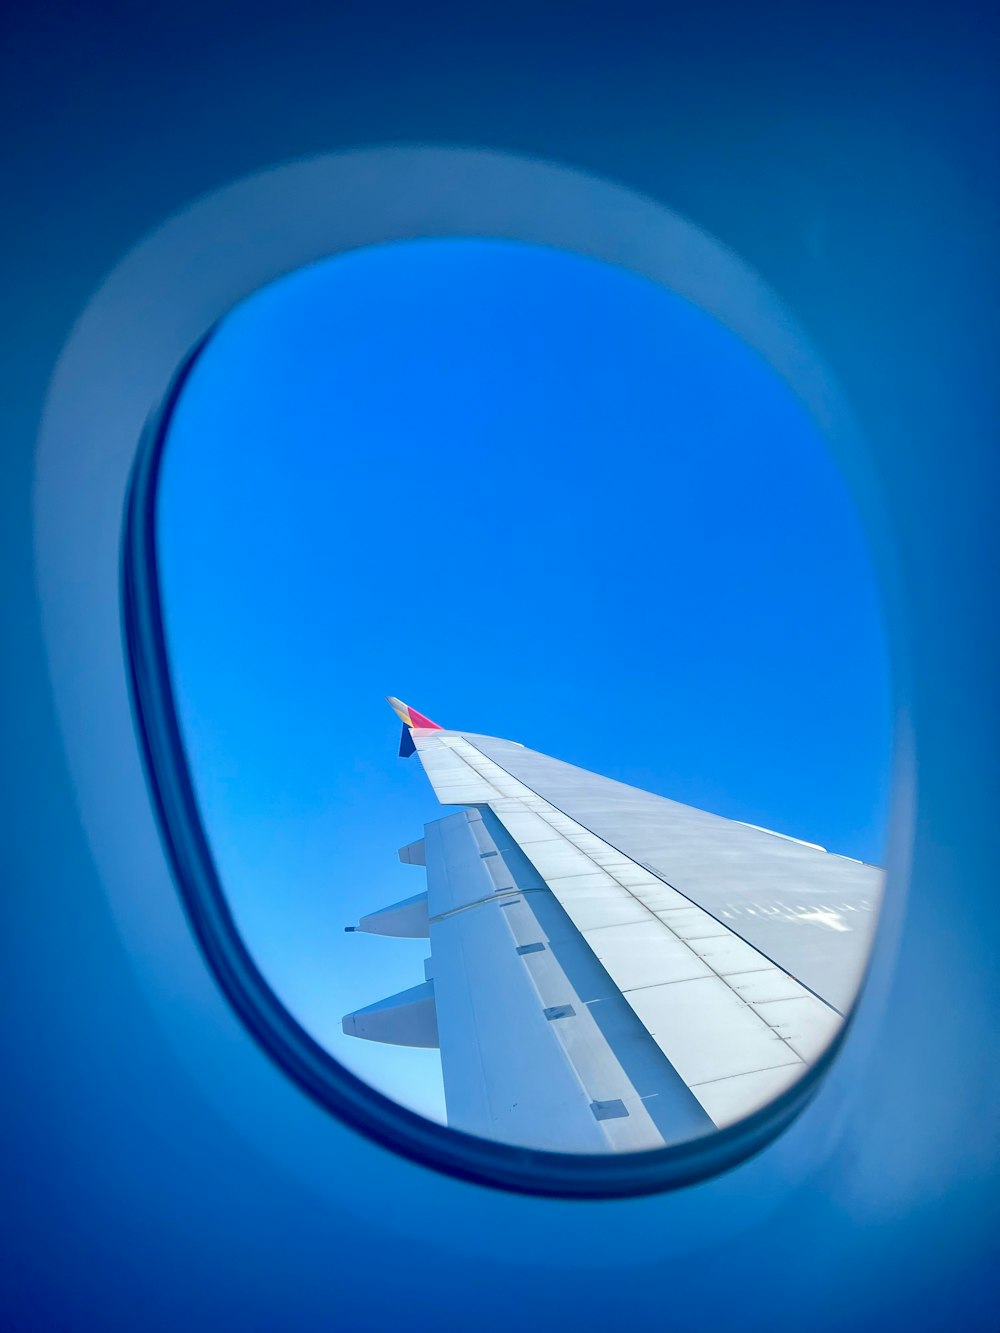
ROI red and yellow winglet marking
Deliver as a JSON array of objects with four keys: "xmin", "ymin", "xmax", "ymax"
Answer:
[{"xmin": 386, "ymin": 696, "xmax": 443, "ymax": 731}]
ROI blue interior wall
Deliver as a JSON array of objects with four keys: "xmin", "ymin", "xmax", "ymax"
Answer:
[{"xmin": 2, "ymin": 4, "xmax": 997, "ymax": 1329}]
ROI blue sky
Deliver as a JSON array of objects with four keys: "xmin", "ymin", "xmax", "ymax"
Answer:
[{"xmin": 157, "ymin": 238, "xmax": 892, "ymax": 1124}]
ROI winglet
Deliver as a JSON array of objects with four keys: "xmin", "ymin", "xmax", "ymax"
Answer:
[
  {"xmin": 386, "ymin": 696, "xmax": 443, "ymax": 731},
  {"xmin": 387, "ymin": 696, "xmax": 443, "ymax": 757}
]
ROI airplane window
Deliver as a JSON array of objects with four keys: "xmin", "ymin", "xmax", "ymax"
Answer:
[{"xmin": 149, "ymin": 237, "xmax": 891, "ymax": 1184}]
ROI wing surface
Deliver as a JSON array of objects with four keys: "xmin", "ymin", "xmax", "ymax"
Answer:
[
  {"xmin": 452, "ymin": 731, "xmax": 882, "ymax": 1013},
  {"xmin": 423, "ymin": 806, "xmax": 713, "ymax": 1151},
  {"xmin": 344, "ymin": 706, "xmax": 882, "ymax": 1147}
]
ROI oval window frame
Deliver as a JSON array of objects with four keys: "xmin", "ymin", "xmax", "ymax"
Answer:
[{"xmin": 42, "ymin": 145, "xmax": 909, "ymax": 1202}]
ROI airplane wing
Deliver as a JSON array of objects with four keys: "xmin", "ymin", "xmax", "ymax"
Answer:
[{"xmin": 343, "ymin": 702, "xmax": 883, "ymax": 1152}]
